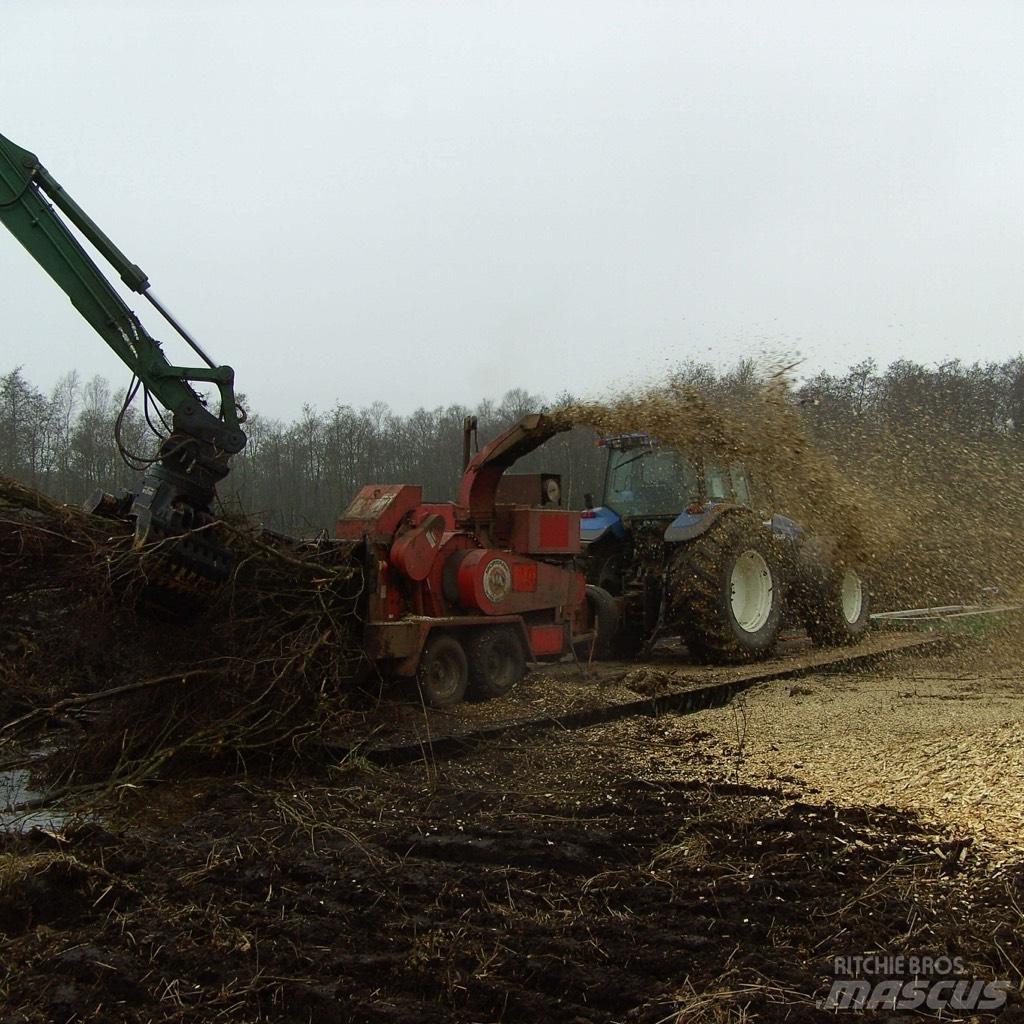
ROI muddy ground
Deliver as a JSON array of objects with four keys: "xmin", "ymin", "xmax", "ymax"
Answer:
[{"xmin": 1, "ymin": 642, "xmax": 1023, "ymax": 1023}]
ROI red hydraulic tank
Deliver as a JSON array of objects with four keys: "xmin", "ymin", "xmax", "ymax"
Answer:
[{"xmin": 452, "ymin": 548, "xmax": 584, "ymax": 616}]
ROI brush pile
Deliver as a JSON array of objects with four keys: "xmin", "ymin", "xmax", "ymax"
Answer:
[{"xmin": 0, "ymin": 478, "xmax": 367, "ymax": 786}]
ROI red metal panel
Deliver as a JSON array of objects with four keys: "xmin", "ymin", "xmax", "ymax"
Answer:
[
  {"xmin": 528, "ymin": 624, "xmax": 566, "ymax": 656},
  {"xmin": 512, "ymin": 561, "xmax": 537, "ymax": 592},
  {"xmin": 456, "ymin": 550, "xmax": 513, "ymax": 612},
  {"xmin": 507, "ymin": 508, "xmax": 581, "ymax": 555},
  {"xmin": 389, "ymin": 513, "xmax": 445, "ymax": 581},
  {"xmin": 366, "ymin": 615, "xmax": 532, "ymax": 677},
  {"xmin": 336, "ymin": 484, "xmax": 423, "ymax": 542},
  {"xmin": 365, "ymin": 551, "xmax": 408, "ymax": 623},
  {"xmin": 454, "ymin": 549, "xmax": 580, "ymax": 615},
  {"xmin": 538, "ymin": 511, "xmax": 570, "ymax": 549},
  {"xmin": 363, "ymin": 620, "xmax": 425, "ymax": 660},
  {"xmin": 495, "ymin": 473, "xmax": 562, "ymax": 506},
  {"xmin": 413, "ymin": 503, "xmax": 458, "ymax": 530}
]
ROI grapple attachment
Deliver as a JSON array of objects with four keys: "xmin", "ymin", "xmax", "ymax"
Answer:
[{"xmin": 87, "ymin": 433, "xmax": 236, "ymax": 598}]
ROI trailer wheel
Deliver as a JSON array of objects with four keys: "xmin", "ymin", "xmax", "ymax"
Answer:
[
  {"xmin": 466, "ymin": 627, "xmax": 526, "ymax": 700},
  {"xmin": 669, "ymin": 515, "xmax": 783, "ymax": 663},
  {"xmin": 583, "ymin": 584, "xmax": 620, "ymax": 660},
  {"xmin": 417, "ymin": 634, "xmax": 469, "ymax": 707}
]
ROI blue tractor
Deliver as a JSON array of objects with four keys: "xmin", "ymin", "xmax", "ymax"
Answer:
[{"xmin": 580, "ymin": 434, "xmax": 871, "ymax": 662}]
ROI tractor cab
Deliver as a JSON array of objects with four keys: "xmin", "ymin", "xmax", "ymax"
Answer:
[
  {"xmin": 604, "ymin": 441, "xmax": 699, "ymax": 518},
  {"xmin": 581, "ymin": 434, "xmax": 757, "ymax": 546}
]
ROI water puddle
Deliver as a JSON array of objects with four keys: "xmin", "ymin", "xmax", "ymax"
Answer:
[{"xmin": 0, "ymin": 759, "xmax": 70, "ymax": 833}]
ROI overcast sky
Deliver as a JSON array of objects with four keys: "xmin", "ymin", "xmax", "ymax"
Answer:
[{"xmin": 3, "ymin": 1, "xmax": 1023, "ymax": 418}]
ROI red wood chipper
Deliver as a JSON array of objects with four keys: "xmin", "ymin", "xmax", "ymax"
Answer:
[{"xmin": 336, "ymin": 413, "xmax": 610, "ymax": 706}]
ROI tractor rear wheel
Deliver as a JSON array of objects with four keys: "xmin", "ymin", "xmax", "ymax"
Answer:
[
  {"xmin": 466, "ymin": 627, "xmax": 526, "ymax": 700},
  {"xmin": 417, "ymin": 634, "xmax": 469, "ymax": 707},
  {"xmin": 669, "ymin": 516, "xmax": 783, "ymax": 663}
]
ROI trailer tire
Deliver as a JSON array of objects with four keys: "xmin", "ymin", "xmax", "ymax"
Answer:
[
  {"xmin": 582, "ymin": 584, "xmax": 620, "ymax": 660},
  {"xmin": 466, "ymin": 627, "xmax": 526, "ymax": 700},
  {"xmin": 417, "ymin": 634, "xmax": 469, "ymax": 707},
  {"xmin": 669, "ymin": 516, "xmax": 783, "ymax": 663}
]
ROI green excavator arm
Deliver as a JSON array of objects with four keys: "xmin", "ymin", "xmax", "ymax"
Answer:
[{"xmin": 0, "ymin": 130, "xmax": 247, "ymax": 586}]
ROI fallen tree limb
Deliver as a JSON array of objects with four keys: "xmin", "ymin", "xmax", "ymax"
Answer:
[{"xmin": 0, "ymin": 667, "xmax": 221, "ymax": 738}]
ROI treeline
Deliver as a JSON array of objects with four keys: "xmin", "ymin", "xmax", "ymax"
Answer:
[
  {"xmin": 227, "ymin": 388, "xmax": 608, "ymax": 532},
  {"xmin": 0, "ymin": 368, "xmax": 606, "ymax": 533},
  {"xmin": 3, "ymin": 356, "xmax": 1023, "ymax": 538},
  {"xmin": 798, "ymin": 357, "xmax": 1024, "ymax": 441}
]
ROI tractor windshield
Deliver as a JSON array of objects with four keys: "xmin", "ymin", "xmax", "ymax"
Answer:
[{"xmin": 603, "ymin": 447, "xmax": 700, "ymax": 518}]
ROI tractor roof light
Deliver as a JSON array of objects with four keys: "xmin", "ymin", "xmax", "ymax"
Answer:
[{"xmin": 598, "ymin": 433, "xmax": 659, "ymax": 451}]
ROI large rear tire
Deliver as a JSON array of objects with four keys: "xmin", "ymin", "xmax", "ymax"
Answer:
[{"xmin": 669, "ymin": 516, "xmax": 783, "ymax": 663}]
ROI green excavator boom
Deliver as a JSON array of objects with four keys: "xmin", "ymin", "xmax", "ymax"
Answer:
[{"xmin": 0, "ymin": 130, "xmax": 247, "ymax": 586}]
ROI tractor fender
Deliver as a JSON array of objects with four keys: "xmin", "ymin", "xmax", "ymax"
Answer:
[
  {"xmin": 579, "ymin": 506, "xmax": 625, "ymax": 546},
  {"xmin": 664, "ymin": 502, "xmax": 746, "ymax": 543},
  {"xmin": 769, "ymin": 513, "xmax": 804, "ymax": 543},
  {"xmin": 793, "ymin": 533, "xmax": 841, "ymax": 584},
  {"xmin": 767, "ymin": 514, "xmax": 805, "ymax": 577}
]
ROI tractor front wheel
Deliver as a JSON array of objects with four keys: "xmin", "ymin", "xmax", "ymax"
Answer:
[
  {"xmin": 801, "ymin": 562, "xmax": 872, "ymax": 646},
  {"xmin": 417, "ymin": 634, "xmax": 469, "ymax": 707},
  {"xmin": 669, "ymin": 517, "xmax": 783, "ymax": 663},
  {"xmin": 466, "ymin": 627, "xmax": 526, "ymax": 700}
]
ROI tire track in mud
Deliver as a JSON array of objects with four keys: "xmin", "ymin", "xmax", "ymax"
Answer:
[{"xmin": 352, "ymin": 631, "xmax": 941, "ymax": 764}]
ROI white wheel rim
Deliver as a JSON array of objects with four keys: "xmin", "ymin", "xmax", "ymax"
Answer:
[
  {"xmin": 730, "ymin": 550, "xmax": 773, "ymax": 633},
  {"xmin": 840, "ymin": 569, "xmax": 863, "ymax": 624}
]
